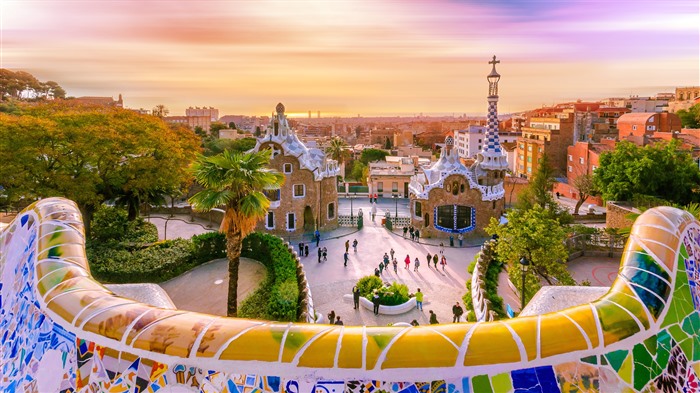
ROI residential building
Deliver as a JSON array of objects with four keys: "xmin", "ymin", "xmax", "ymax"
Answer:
[
  {"xmin": 515, "ymin": 111, "xmax": 575, "ymax": 178},
  {"xmin": 185, "ymin": 106, "xmax": 219, "ymax": 121},
  {"xmin": 252, "ymin": 103, "xmax": 340, "ymax": 234},
  {"xmin": 163, "ymin": 115, "xmax": 211, "ymax": 132},
  {"xmin": 73, "ymin": 94, "xmax": 123, "ymax": 107},
  {"xmin": 454, "ymin": 125, "xmax": 518, "ymax": 160},
  {"xmin": 618, "ymin": 112, "xmax": 682, "ymax": 145},
  {"xmin": 368, "ymin": 157, "xmax": 417, "ymax": 198},
  {"xmin": 556, "ymin": 141, "xmax": 614, "ymax": 206},
  {"xmin": 669, "ymin": 86, "xmax": 700, "ymax": 113},
  {"xmin": 409, "ymin": 56, "xmax": 506, "ymax": 238}
]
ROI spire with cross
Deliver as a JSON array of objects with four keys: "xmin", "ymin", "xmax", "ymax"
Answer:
[{"xmin": 477, "ymin": 55, "xmax": 509, "ymax": 173}]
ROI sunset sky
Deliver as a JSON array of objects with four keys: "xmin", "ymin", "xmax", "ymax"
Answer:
[{"xmin": 2, "ymin": 0, "xmax": 699, "ymax": 117}]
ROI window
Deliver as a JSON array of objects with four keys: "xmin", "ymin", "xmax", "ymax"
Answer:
[
  {"xmin": 264, "ymin": 188, "xmax": 280, "ymax": 202},
  {"xmin": 579, "ymin": 157, "xmax": 584, "ymax": 164},
  {"xmin": 452, "ymin": 181, "xmax": 459, "ymax": 196},
  {"xmin": 527, "ymin": 146, "xmax": 532, "ymax": 152},
  {"xmin": 435, "ymin": 205, "xmax": 473, "ymax": 232},
  {"xmin": 568, "ymin": 165, "xmax": 573, "ymax": 172},
  {"xmin": 592, "ymin": 165, "xmax": 597, "ymax": 171},
  {"xmin": 632, "ymin": 125, "xmax": 637, "ymax": 131},
  {"xmin": 478, "ymin": 145, "xmax": 481, "ymax": 150},
  {"xmin": 377, "ymin": 182, "xmax": 383, "ymax": 192},
  {"xmin": 283, "ymin": 163, "xmax": 293, "ymax": 173},
  {"xmin": 647, "ymin": 125, "xmax": 656, "ymax": 131},
  {"xmin": 293, "ymin": 184, "xmax": 305, "ymax": 198},
  {"xmin": 266, "ymin": 212, "xmax": 275, "ymax": 229},
  {"xmin": 392, "ymin": 182, "xmax": 398, "ymax": 192},
  {"xmin": 568, "ymin": 154, "xmax": 573, "ymax": 161},
  {"xmin": 460, "ymin": 183, "xmax": 465, "ymax": 193},
  {"xmin": 415, "ymin": 201, "xmax": 422, "ymax": 217},
  {"xmin": 478, "ymin": 139, "xmax": 482, "ymax": 143},
  {"xmin": 287, "ymin": 213, "xmax": 296, "ymax": 230},
  {"xmin": 327, "ymin": 203, "xmax": 335, "ymax": 219}
]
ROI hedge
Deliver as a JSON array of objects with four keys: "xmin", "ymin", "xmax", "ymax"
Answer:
[
  {"xmin": 356, "ymin": 275, "xmax": 410, "ymax": 306},
  {"xmin": 463, "ymin": 248, "xmax": 506, "ymax": 319},
  {"xmin": 239, "ymin": 232, "xmax": 300, "ymax": 322}
]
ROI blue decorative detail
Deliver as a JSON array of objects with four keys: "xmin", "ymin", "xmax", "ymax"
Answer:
[
  {"xmin": 511, "ymin": 366, "xmax": 558, "ymax": 392},
  {"xmin": 433, "ymin": 205, "xmax": 476, "ymax": 234}
]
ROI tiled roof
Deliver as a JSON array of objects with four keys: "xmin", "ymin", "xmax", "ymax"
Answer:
[{"xmin": 617, "ymin": 113, "xmax": 655, "ymax": 125}]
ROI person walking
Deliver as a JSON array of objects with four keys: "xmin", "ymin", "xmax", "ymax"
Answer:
[
  {"xmin": 441, "ymin": 255, "xmax": 447, "ymax": 271},
  {"xmin": 318, "ymin": 247, "xmax": 322, "ymax": 263},
  {"xmin": 374, "ymin": 267, "xmax": 381, "ymax": 277},
  {"xmin": 352, "ymin": 239, "xmax": 358, "ymax": 253},
  {"xmin": 433, "ymin": 253, "xmax": 439, "ymax": 269},
  {"xmin": 334, "ymin": 316, "xmax": 344, "ymax": 325},
  {"xmin": 374, "ymin": 193, "xmax": 378, "ymax": 203},
  {"xmin": 304, "ymin": 244, "xmax": 309, "ymax": 257},
  {"xmin": 352, "ymin": 286, "xmax": 360, "ymax": 309},
  {"xmin": 383, "ymin": 253, "xmax": 390, "ymax": 267},
  {"xmin": 429, "ymin": 310, "xmax": 439, "ymax": 325},
  {"xmin": 345, "ymin": 240, "xmax": 350, "ymax": 253},
  {"xmin": 392, "ymin": 258, "xmax": 398, "ymax": 273},
  {"xmin": 414, "ymin": 229, "xmax": 420, "ymax": 242},
  {"xmin": 439, "ymin": 242, "xmax": 445, "ymax": 256},
  {"xmin": 372, "ymin": 291, "xmax": 380, "ymax": 315},
  {"xmin": 343, "ymin": 252, "xmax": 349, "ymax": 267},
  {"xmin": 378, "ymin": 260, "xmax": 384, "ymax": 275},
  {"xmin": 404, "ymin": 254, "xmax": 411, "ymax": 269},
  {"xmin": 409, "ymin": 227, "xmax": 415, "ymax": 241},
  {"xmin": 390, "ymin": 248, "xmax": 395, "ymax": 260},
  {"xmin": 426, "ymin": 252, "xmax": 432, "ymax": 268},
  {"xmin": 414, "ymin": 257, "xmax": 420, "ymax": 272},
  {"xmin": 323, "ymin": 247, "xmax": 328, "ymax": 261},
  {"xmin": 452, "ymin": 302, "xmax": 464, "ymax": 323},
  {"xmin": 315, "ymin": 229, "xmax": 320, "ymax": 247},
  {"xmin": 415, "ymin": 288, "xmax": 424, "ymax": 311},
  {"xmin": 403, "ymin": 226, "xmax": 408, "ymax": 237},
  {"xmin": 458, "ymin": 233, "xmax": 463, "ymax": 247},
  {"xmin": 298, "ymin": 242, "xmax": 304, "ymax": 255}
]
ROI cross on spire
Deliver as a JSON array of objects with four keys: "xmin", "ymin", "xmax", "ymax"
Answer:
[{"xmin": 489, "ymin": 56, "xmax": 500, "ymax": 66}]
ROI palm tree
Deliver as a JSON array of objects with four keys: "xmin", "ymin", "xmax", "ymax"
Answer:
[
  {"xmin": 189, "ymin": 149, "xmax": 284, "ymax": 316},
  {"xmin": 326, "ymin": 137, "xmax": 350, "ymax": 180}
]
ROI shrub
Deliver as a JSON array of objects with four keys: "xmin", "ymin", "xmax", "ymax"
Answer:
[
  {"xmin": 357, "ymin": 275, "xmax": 383, "ymax": 299},
  {"xmin": 376, "ymin": 282, "xmax": 410, "ymax": 306},
  {"xmin": 90, "ymin": 206, "xmax": 158, "ymax": 244},
  {"xmin": 191, "ymin": 232, "xmax": 226, "ymax": 262}
]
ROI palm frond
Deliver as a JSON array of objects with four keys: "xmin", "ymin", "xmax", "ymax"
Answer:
[{"xmin": 189, "ymin": 189, "xmax": 234, "ymax": 211}]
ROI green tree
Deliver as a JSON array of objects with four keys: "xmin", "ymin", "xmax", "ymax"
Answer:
[
  {"xmin": 359, "ymin": 148, "xmax": 389, "ymax": 165},
  {"xmin": 384, "ymin": 137, "xmax": 392, "ymax": 149},
  {"xmin": 517, "ymin": 154, "xmax": 571, "ymax": 222},
  {"xmin": 209, "ymin": 121, "xmax": 227, "ymax": 138},
  {"xmin": 189, "ymin": 149, "xmax": 284, "ymax": 316},
  {"xmin": 152, "ymin": 104, "xmax": 169, "ymax": 118},
  {"xmin": 326, "ymin": 137, "xmax": 350, "ymax": 180},
  {"xmin": 676, "ymin": 104, "xmax": 700, "ymax": 129},
  {"xmin": 486, "ymin": 205, "xmax": 574, "ymax": 305},
  {"xmin": 572, "ymin": 173, "xmax": 599, "ymax": 215},
  {"xmin": 0, "ymin": 101, "xmax": 200, "ymax": 234},
  {"xmin": 594, "ymin": 140, "xmax": 700, "ymax": 205},
  {"xmin": 203, "ymin": 137, "xmax": 256, "ymax": 156},
  {"xmin": 350, "ymin": 161, "xmax": 368, "ymax": 184}
]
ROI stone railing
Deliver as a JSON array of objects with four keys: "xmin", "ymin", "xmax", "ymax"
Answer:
[
  {"xmin": 3, "ymin": 198, "xmax": 700, "ymax": 392},
  {"xmin": 476, "ymin": 182, "xmax": 505, "ymax": 201},
  {"xmin": 470, "ymin": 239, "xmax": 499, "ymax": 322},
  {"xmin": 337, "ymin": 214, "xmax": 359, "ymax": 227}
]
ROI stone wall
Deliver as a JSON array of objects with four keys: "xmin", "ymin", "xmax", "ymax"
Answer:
[{"xmin": 606, "ymin": 201, "xmax": 640, "ymax": 229}]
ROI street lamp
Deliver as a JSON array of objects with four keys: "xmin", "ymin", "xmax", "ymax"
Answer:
[
  {"xmin": 346, "ymin": 192, "xmax": 353, "ymax": 220},
  {"xmin": 392, "ymin": 194, "xmax": 398, "ymax": 219},
  {"xmin": 519, "ymin": 256, "xmax": 530, "ymax": 311}
]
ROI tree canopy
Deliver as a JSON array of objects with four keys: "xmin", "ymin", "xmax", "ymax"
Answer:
[
  {"xmin": 516, "ymin": 154, "xmax": 571, "ymax": 223},
  {"xmin": 594, "ymin": 140, "xmax": 700, "ymax": 205},
  {"xmin": 203, "ymin": 137, "xmax": 256, "ymax": 156},
  {"xmin": 359, "ymin": 148, "xmax": 389, "ymax": 164},
  {"xmin": 0, "ymin": 101, "xmax": 200, "ymax": 232},
  {"xmin": 677, "ymin": 104, "xmax": 700, "ymax": 129},
  {"xmin": 1, "ymin": 69, "xmax": 66, "ymax": 100}
]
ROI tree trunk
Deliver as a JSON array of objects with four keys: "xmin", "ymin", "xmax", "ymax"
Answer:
[
  {"xmin": 225, "ymin": 228, "xmax": 243, "ymax": 317},
  {"xmin": 127, "ymin": 197, "xmax": 139, "ymax": 221},
  {"xmin": 574, "ymin": 196, "xmax": 586, "ymax": 215},
  {"xmin": 79, "ymin": 204, "xmax": 95, "ymax": 240}
]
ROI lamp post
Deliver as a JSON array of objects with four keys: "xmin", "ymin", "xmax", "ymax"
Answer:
[
  {"xmin": 519, "ymin": 256, "xmax": 530, "ymax": 311},
  {"xmin": 392, "ymin": 194, "xmax": 398, "ymax": 219},
  {"xmin": 346, "ymin": 192, "xmax": 354, "ymax": 220}
]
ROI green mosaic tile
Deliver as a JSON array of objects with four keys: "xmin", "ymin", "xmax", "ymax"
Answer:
[
  {"xmin": 605, "ymin": 349, "xmax": 628, "ymax": 372},
  {"xmin": 679, "ymin": 337, "xmax": 694, "ymax": 360},
  {"xmin": 619, "ymin": 353, "xmax": 633, "ymax": 384},
  {"xmin": 681, "ymin": 312, "xmax": 700, "ymax": 338},
  {"xmin": 668, "ymin": 324, "xmax": 689, "ymax": 344},
  {"xmin": 643, "ymin": 335, "xmax": 657, "ymax": 356},
  {"xmin": 655, "ymin": 331, "xmax": 672, "ymax": 369},
  {"xmin": 490, "ymin": 373, "xmax": 512, "ymax": 393},
  {"xmin": 471, "ymin": 375, "xmax": 492, "ymax": 393},
  {"xmin": 632, "ymin": 343, "xmax": 654, "ymax": 391},
  {"xmin": 600, "ymin": 355, "xmax": 608, "ymax": 366},
  {"xmin": 580, "ymin": 355, "xmax": 597, "ymax": 365},
  {"xmin": 680, "ymin": 244, "xmax": 689, "ymax": 260}
]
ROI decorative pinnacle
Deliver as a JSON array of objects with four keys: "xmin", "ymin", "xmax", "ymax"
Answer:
[{"xmin": 489, "ymin": 55, "xmax": 500, "ymax": 66}]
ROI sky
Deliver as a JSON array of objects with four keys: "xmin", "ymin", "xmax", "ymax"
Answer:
[{"xmin": 2, "ymin": 0, "xmax": 699, "ymax": 117}]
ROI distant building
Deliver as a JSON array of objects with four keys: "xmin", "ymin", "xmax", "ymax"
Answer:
[
  {"xmin": 73, "ymin": 94, "xmax": 123, "ymax": 108},
  {"xmin": 368, "ymin": 157, "xmax": 421, "ymax": 198},
  {"xmin": 186, "ymin": 106, "xmax": 219, "ymax": 121},
  {"xmin": 617, "ymin": 112, "xmax": 682, "ymax": 145},
  {"xmin": 669, "ymin": 86, "xmax": 700, "ymax": 113},
  {"xmin": 516, "ymin": 111, "xmax": 575, "ymax": 178},
  {"xmin": 409, "ymin": 56, "xmax": 507, "ymax": 237},
  {"xmin": 163, "ymin": 115, "xmax": 211, "ymax": 132},
  {"xmin": 556, "ymin": 141, "xmax": 614, "ymax": 206},
  {"xmin": 454, "ymin": 125, "xmax": 519, "ymax": 159},
  {"xmin": 253, "ymin": 103, "xmax": 340, "ymax": 234}
]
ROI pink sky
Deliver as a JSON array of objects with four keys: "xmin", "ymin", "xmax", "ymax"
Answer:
[{"xmin": 2, "ymin": 0, "xmax": 698, "ymax": 116}]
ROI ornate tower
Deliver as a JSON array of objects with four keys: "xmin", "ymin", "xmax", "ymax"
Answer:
[{"xmin": 474, "ymin": 56, "xmax": 508, "ymax": 187}]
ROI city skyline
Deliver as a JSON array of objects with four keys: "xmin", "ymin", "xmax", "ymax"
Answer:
[{"xmin": 2, "ymin": 0, "xmax": 698, "ymax": 116}]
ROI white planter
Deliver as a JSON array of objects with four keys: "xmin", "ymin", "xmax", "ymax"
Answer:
[{"xmin": 344, "ymin": 294, "xmax": 419, "ymax": 315}]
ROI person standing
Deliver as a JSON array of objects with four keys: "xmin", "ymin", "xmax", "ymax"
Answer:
[
  {"xmin": 414, "ymin": 229, "xmax": 420, "ymax": 242},
  {"xmin": 315, "ymin": 229, "xmax": 320, "ymax": 247},
  {"xmin": 390, "ymin": 248, "xmax": 395, "ymax": 260},
  {"xmin": 433, "ymin": 253, "xmax": 438, "ymax": 269},
  {"xmin": 458, "ymin": 233, "xmax": 463, "ymax": 247},
  {"xmin": 374, "ymin": 267, "xmax": 381, "ymax": 277},
  {"xmin": 304, "ymin": 244, "xmax": 309, "ymax": 257},
  {"xmin": 372, "ymin": 291, "xmax": 380, "ymax": 315},
  {"xmin": 327, "ymin": 310, "xmax": 336, "ymax": 324},
  {"xmin": 452, "ymin": 302, "xmax": 464, "ymax": 323},
  {"xmin": 383, "ymin": 252, "xmax": 390, "ymax": 267},
  {"xmin": 403, "ymin": 226, "xmax": 408, "ymax": 237},
  {"xmin": 343, "ymin": 251, "xmax": 349, "ymax": 267},
  {"xmin": 352, "ymin": 239, "xmax": 358, "ymax": 253},
  {"xmin": 414, "ymin": 257, "xmax": 420, "ymax": 272},
  {"xmin": 415, "ymin": 288, "xmax": 424, "ymax": 311},
  {"xmin": 298, "ymin": 242, "xmax": 304, "ymax": 255},
  {"xmin": 323, "ymin": 247, "xmax": 328, "ymax": 261},
  {"xmin": 404, "ymin": 254, "xmax": 411, "ymax": 269},
  {"xmin": 378, "ymin": 261, "xmax": 384, "ymax": 275},
  {"xmin": 345, "ymin": 240, "xmax": 350, "ymax": 253},
  {"xmin": 441, "ymin": 255, "xmax": 447, "ymax": 271},
  {"xmin": 318, "ymin": 247, "xmax": 322, "ymax": 263},
  {"xmin": 374, "ymin": 193, "xmax": 378, "ymax": 203},
  {"xmin": 392, "ymin": 258, "xmax": 398, "ymax": 273},
  {"xmin": 409, "ymin": 227, "xmax": 415, "ymax": 241},
  {"xmin": 429, "ymin": 310, "xmax": 439, "ymax": 325},
  {"xmin": 334, "ymin": 316, "xmax": 344, "ymax": 325},
  {"xmin": 352, "ymin": 286, "xmax": 360, "ymax": 309},
  {"xmin": 439, "ymin": 242, "xmax": 445, "ymax": 256},
  {"xmin": 426, "ymin": 253, "xmax": 432, "ymax": 268}
]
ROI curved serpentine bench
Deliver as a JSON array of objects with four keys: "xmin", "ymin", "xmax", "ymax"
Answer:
[{"xmin": 1, "ymin": 197, "xmax": 699, "ymax": 392}]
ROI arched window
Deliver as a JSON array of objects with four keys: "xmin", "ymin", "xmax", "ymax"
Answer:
[
  {"xmin": 452, "ymin": 181, "xmax": 459, "ymax": 195},
  {"xmin": 414, "ymin": 201, "xmax": 422, "ymax": 217},
  {"xmin": 460, "ymin": 183, "xmax": 465, "ymax": 193},
  {"xmin": 424, "ymin": 213, "xmax": 429, "ymax": 226}
]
